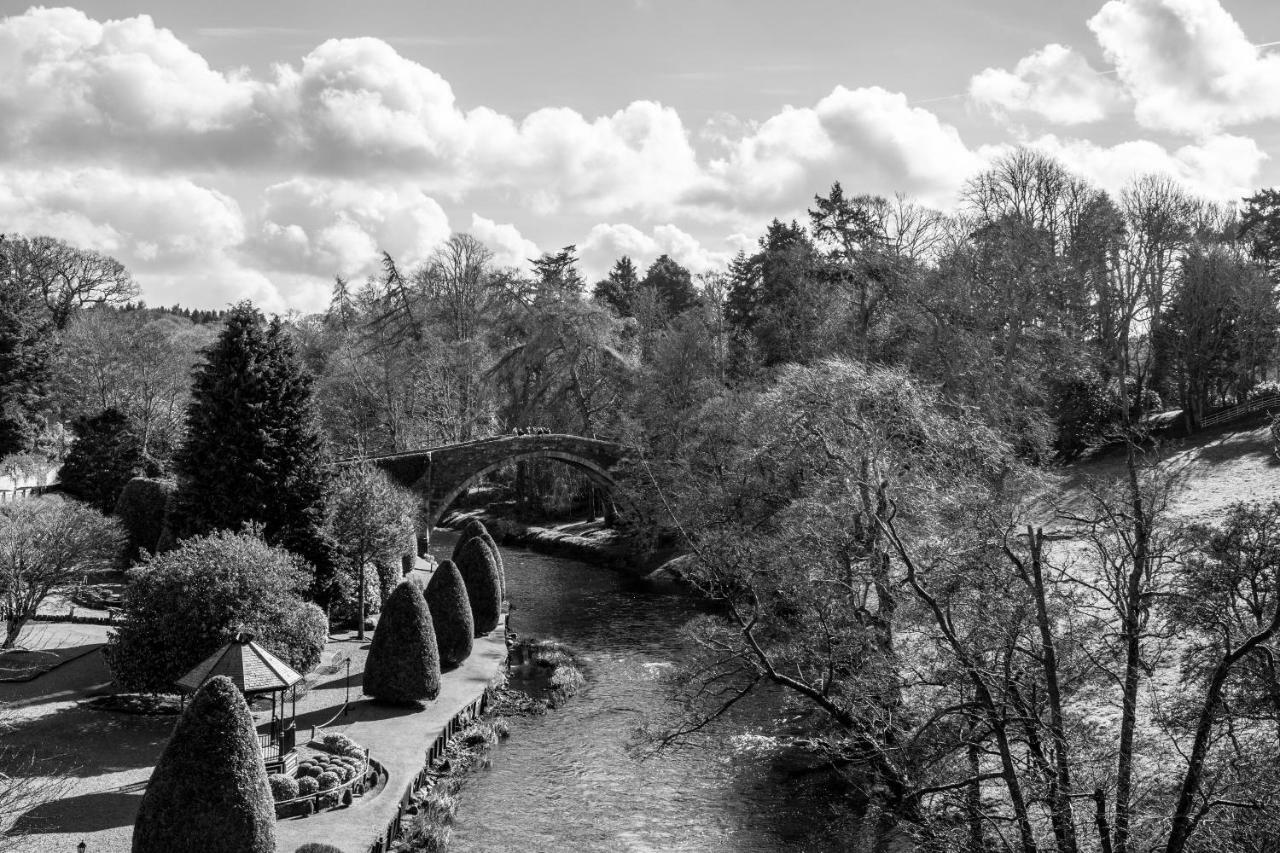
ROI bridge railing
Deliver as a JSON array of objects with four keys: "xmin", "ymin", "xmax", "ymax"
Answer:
[{"xmin": 1200, "ymin": 394, "xmax": 1280, "ymax": 429}]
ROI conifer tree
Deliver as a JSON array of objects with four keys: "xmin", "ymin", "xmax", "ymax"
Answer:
[
  {"xmin": 171, "ymin": 302, "xmax": 336, "ymax": 596},
  {"xmin": 132, "ymin": 675, "xmax": 275, "ymax": 853},
  {"xmin": 455, "ymin": 536, "xmax": 502, "ymax": 636},
  {"xmin": 0, "ymin": 239, "xmax": 52, "ymax": 457},
  {"xmin": 364, "ymin": 580, "xmax": 441, "ymax": 703},
  {"xmin": 425, "ymin": 559, "xmax": 474, "ymax": 668},
  {"xmin": 58, "ymin": 408, "xmax": 145, "ymax": 512}
]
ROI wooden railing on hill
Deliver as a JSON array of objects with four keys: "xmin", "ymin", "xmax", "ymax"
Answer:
[{"xmin": 1200, "ymin": 394, "xmax": 1280, "ymax": 429}]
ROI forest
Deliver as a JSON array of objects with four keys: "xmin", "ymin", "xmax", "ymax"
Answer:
[{"xmin": 4, "ymin": 146, "xmax": 1280, "ymax": 852}]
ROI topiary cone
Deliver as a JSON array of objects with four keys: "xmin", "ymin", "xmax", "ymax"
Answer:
[
  {"xmin": 132, "ymin": 675, "xmax": 276, "ymax": 853},
  {"xmin": 455, "ymin": 536, "xmax": 501, "ymax": 636},
  {"xmin": 452, "ymin": 523, "xmax": 505, "ymax": 604},
  {"xmin": 363, "ymin": 580, "xmax": 441, "ymax": 704},
  {"xmin": 425, "ymin": 560, "xmax": 474, "ymax": 668}
]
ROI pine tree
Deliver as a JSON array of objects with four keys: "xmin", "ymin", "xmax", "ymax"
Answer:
[
  {"xmin": 592, "ymin": 256, "xmax": 641, "ymax": 317},
  {"xmin": 364, "ymin": 580, "xmax": 441, "ymax": 703},
  {"xmin": 58, "ymin": 408, "xmax": 145, "ymax": 512},
  {"xmin": 642, "ymin": 254, "xmax": 698, "ymax": 317},
  {"xmin": 132, "ymin": 675, "xmax": 276, "ymax": 853},
  {"xmin": 425, "ymin": 559, "xmax": 474, "ymax": 668},
  {"xmin": 0, "ymin": 238, "xmax": 52, "ymax": 457},
  {"xmin": 172, "ymin": 302, "xmax": 336, "ymax": 596}
]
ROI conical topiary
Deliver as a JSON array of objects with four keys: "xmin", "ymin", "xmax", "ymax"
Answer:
[
  {"xmin": 132, "ymin": 675, "xmax": 276, "ymax": 853},
  {"xmin": 452, "ymin": 521, "xmax": 506, "ymax": 603},
  {"xmin": 363, "ymin": 580, "xmax": 441, "ymax": 704},
  {"xmin": 455, "ymin": 536, "xmax": 501, "ymax": 636},
  {"xmin": 425, "ymin": 560, "xmax": 474, "ymax": 668}
]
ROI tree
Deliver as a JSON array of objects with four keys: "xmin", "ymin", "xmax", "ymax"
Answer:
[
  {"xmin": 1241, "ymin": 187, "xmax": 1280, "ymax": 279},
  {"xmin": 593, "ymin": 256, "xmax": 641, "ymax": 317},
  {"xmin": 454, "ymin": 536, "xmax": 501, "ymax": 636},
  {"xmin": 57, "ymin": 408, "xmax": 146, "ymax": 513},
  {"xmin": 424, "ymin": 559, "xmax": 474, "ymax": 668},
  {"xmin": 452, "ymin": 520, "xmax": 505, "ymax": 601},
  {"xmin": 172, "ymin": 302, "xmax": 336, "ymax": 597},
  {"xmin": 0, "ymin": 239, "xmax": 52, "ymax": 457},
  {"xmin": 0, "ymin": 496, "xmax": 123, "ymax": 648},
  {"xmin": 324, "ymin": 462, "xmax": 417, "ymax": 638},
  {"xmin": 363, "ymin": 580, "xmax": 441, "ymax": 704},
  {"xmin": 132, "ymin": 675, "xmax": 276, "ymax": 853},
  {"xmin": 641, "ymin": 255, "xmax": 698, "ymax": 318},
  {"xmin": 104, "ymin": 529, "xmax": 325, "ymax": 691},
  {"xmin": 114, "ymin": 476, "xmax": 177, "ymax": 560},
  {"xmin": 4, "ymin": 235, "xmax": 136, "ymax": 330},
  {"xmin": 531, "ymin": 246, "xmax": 585, "ymax": 298}
]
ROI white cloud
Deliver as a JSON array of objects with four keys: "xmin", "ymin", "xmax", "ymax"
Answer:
[
  {"xmin": 1089, "ymin": 0, "xmax": 1280, "ymax": 133},
  {"xmin": 969, "ymin": 44, "xmax": 1127, "ymax": 124},
  {"xmin": 469, "ymin": 214, "xmax": 539, "ymax": 271},
  {"xmin": 1020, "ymin": 133, "xmax": 1267, "ymax": 202},
  {"xmin": 579, "ymin": 222, "xmax": 733, "ymax": 282},
  {"xmin": 694, "ymin": 86, "xmax": 981, "ymax": 214}
]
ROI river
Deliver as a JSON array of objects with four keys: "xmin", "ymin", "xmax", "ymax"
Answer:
[{"xmin": 430, "ymin": 530, "xmax": 846, "ymax": 853}]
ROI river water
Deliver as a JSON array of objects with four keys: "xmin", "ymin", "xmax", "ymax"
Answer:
[{"xmin": 430, "ymin": 530, "xmax": 845, "ymax": 853}]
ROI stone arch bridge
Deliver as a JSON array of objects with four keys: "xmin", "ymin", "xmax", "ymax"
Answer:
[{"xmin": 358, "ymin": 433, "xmax": 631, "ymax": 533}]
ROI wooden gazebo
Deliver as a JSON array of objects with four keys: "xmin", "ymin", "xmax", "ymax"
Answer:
[{"xmin": 176, "ymin": 631, "xmax": 303, "ymax": 775}]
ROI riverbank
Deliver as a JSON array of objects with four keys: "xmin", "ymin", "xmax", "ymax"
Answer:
[{"xmin": 440, "ymin": 511, "xmax": 637, "ymax": 572}]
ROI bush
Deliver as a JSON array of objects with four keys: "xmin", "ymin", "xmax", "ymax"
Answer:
[
  {"xmin": 316, "ymin": 771, "xmax": 339, "ymax": 792},
  {"xmin": 363, "ymin": 580, "xmax": 440, "ymax": 704},
  {"xmin": 425, "ymin": 560, "xmax": 474, "ymax": 668},
  {"xmin": 454, "ymin": 537, "xmax": 501, "ymax": 636},
  {"xmin": 297, "ymin": 776, "xmax": 320, "ymax": 795},
  {"xmin": 104, "ymin": 529, "xmax": 321, "ymax": 692},
  {"xmin": 132, "ymin": 675, "xmax": 275, "ymax": 853},
  {"xmin": 298, "ymin": 763, "xmax": 320, "ymax": 778},
  {"xmin": 114, "ymin": 477, "xmax": 176, "ymax": 560},
  {"xmin": 295, "ymin": 845, "xmax": 343, "ymax": 853},
  {"xmin": 1250, "ymin": 380, "xmax": 1280, "ymax": 401},
  {"xmin": 269, "ymin": 774, "xmax": 299, "ymax": 802},
  {"xmin": 452, "ymin": 522, "xmax": 505, "ymax": 603},
  {"xmin": 58, "ymin": 408, "xmax": 145, "ymax": 513}
]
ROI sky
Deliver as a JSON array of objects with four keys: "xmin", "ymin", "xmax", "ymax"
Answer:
[{"xmin": 0, "ymin": 0, "xmax": 1277, "ymax": 312}]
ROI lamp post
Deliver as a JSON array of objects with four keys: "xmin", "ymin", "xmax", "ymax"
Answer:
[{"xmin": 344, "ymin": 657, "xmax": 351, "ymax": 715}]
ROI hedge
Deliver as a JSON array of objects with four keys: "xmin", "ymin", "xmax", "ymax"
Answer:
[
  {"xmin": 132, "ymin": 675, "xmax": 275, "ymax": 853},
  {"xmin": 295, "ymin": 845, "xmax": 344, "ymax": 853},
  {"xmin": 114, "ymin": 477, "xmax": 176, "ymax": 560},
  {"xmin": 363, "ymin": 580, "xmax": 441, "ymax": 704},
  {"xmin": 454, "ymin": 537, "xmax": 501, "ymax": 636},
  {"xmin": 425, "ymin": 560, "xmax": 474, "ymax": 668}
]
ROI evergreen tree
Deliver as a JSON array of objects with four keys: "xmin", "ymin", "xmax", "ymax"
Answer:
[
  {"xmin": 592, "ymin": 256, "xmax": 641, "ymax": 316},
  {"xmin": 425, "ymin": 559, "xmax": 474, "ymax": 668},
  {"xmin": 132, "ymin": 675, "xmax": 276, "ymax": 853},
  {"xmin": 455, "ymin": 536, "xmax": 502, "ymax": 635},
  {"xmin": 172, "ymin": 302, "xmax": 336, "ymax": 596},
  {"xmin": 364, "ymin": 580, "xmax": 441, "ymax": 704},
  {"xmin": 58, "ymin": 408, "xmax": 145, "ymax": 512},
  {"xmin": 452, "ymin": 522, "xmax": 506, "ymax": 603},
  {"xmin": 532, "ymin": 246, "xmax": 585, "ymax": 297},
  {"xmin": 0, "ymin": 239, "xmax": 52, "ymax": 457},
  {"xmin": 642, "ymin": 254, "xmax": 698, "ymax": 317}
]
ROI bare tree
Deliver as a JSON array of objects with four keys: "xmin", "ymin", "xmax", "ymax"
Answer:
[{"xmin": 4, "ymin": 236, "xmax": 137, "ymax": 330}]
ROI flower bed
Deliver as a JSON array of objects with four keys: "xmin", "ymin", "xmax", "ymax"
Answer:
[{"xmin": 272, "ymin": 733, "xmax": 380, "ymax": 819}]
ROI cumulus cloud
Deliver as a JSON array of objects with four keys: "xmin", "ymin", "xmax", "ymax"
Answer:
[
  {"xmin": 579, "ymin": 222, "xmax": 734, "ymax": 282},
  {"xmin": 468, "ymin": 215, "xmax": 539, "ymax": 271},
  {"xmin": 694, "ymin": 86, "xmax": 981, "ymax": 214},
  {"xmin": 969, "ymin": 44, "xmax": 1127, "ymax": 124},
  {"xmin": 1019, "ymin": 133, "xmax": 1267, "ymax": 202},
  {"xmin": 1088, "ymin": 0, "xmax": 1280, "ymax": 133},
  {"xmin": 248, "ymin": 179, "xmax": 451, "ymax": 278}
]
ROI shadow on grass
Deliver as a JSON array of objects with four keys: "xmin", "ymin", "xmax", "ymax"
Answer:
[
  {"xmin": 0, "ymin": 697, "xmax": 171, "ymax": 779},
  {"xmin": 10, "ymin": 789, "xmax": 143, "ymax": 835},
  {"xmin": 0, "ymin": 644, "xmax": 102, "ymax": 682}
]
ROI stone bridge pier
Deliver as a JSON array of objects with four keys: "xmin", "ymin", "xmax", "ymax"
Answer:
[{"xmin": 362, "ymin": 433, "xmax": 630, "ymax": 547}]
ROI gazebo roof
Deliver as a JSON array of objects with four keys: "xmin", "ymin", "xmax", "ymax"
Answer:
[{"xmin": 175, "ymin": 631, "xmax": 303, "ymax": 695}]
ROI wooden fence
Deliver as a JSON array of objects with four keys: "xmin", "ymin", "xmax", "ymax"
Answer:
[{"xmin": 1200, "ymin": 394, "xmax": 1280, "ymax": 429}]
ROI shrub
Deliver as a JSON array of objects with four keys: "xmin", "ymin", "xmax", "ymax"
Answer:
[
  {"xmin": 452, "ymin": 522, "xmax": 505, "ymax": 603},
  {"xmin": 298, "ymin": 763, "xmax": 320, "ymax": 778},
  {"xmin": 454, "ymin": 537, "xmax": 501, "ymax": 636},
  {"xmin": 269, "ymin": 774, "xmax": 299, "ymax": 802},
  {"xmin": 1250, "ymin": 380, "xmax": 1280, "ymax": 401},
  {"xmin": 295, "ymin": 845, "xmax": 343, "ymax": 853},
  {"xmin": 316, "ymin": 772, "xmax": 339, "ymax": 792},
  {"xmin": 104, "ymin": 529, "xmax": 320, "ymax": 692},
  {"xmin": 114, "ymin": 476, "xmax": 176, "ymax": 559},
  {"xmin": 363, "ymin": 580, "xmax": 440, "ymax": 704},
  {"xmin": 425, "ymin": 560, "xmax": 473, "ymax": 668},
  {"xmin": 132, "ymin": 675, "xmax": 275, "ymax": 853},
  {"xmin": 58, "ymin": 408, "xmax": 145, "ymax": 513},
  {"xmin": 297, "ymin": 776, "xmax": 319, "ymax": 795}
]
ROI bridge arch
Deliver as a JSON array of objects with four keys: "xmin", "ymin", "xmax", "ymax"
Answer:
[
  {"xmin": 426, "ymin": 450, "xmax": 620, "ymax": 530},
  {"xmin": 363, "ymin": 433, "xmax": 630, "ymax": 536}
]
